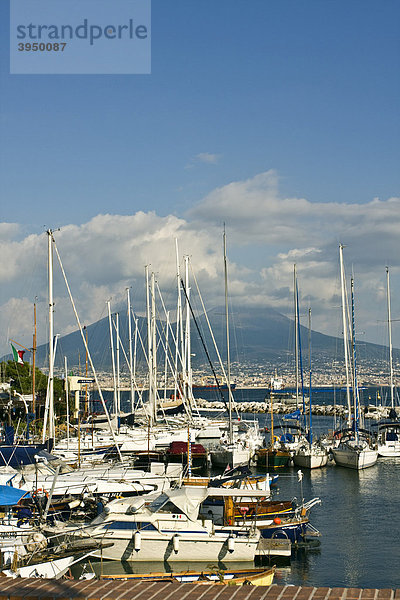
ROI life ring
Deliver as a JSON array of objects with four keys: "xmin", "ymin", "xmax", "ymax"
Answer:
[{"xmin": 33, "ymin": 488, "xmax": 49, "ymax": 499}]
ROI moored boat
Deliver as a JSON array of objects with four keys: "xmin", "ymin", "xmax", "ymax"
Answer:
[
  {"xmin": 100, "ymin": 565, "xmax": 275, "ymax": 585},
  {"xmin": 45, "ymin": 487, "xmax": 261, "ymax": 563}
]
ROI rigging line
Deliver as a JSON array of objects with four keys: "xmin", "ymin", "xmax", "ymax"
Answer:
[
  {"xmin": 180, "ymin": 277, "xmax": 229, "ymax": 414},
  {"xmin": 52, "ymin": 236, "xmax": 123, "ymax": 463},
  {"xmin": 110, "ymin": 318, "xmax": 144, "ymax": 404},
  {"xmin": 188, "ymin": 262, "xmax": 239, "ymax": 419},
  {"xmin": 155, "ymin": 280, "xmax": 200, "ymax": 417}
]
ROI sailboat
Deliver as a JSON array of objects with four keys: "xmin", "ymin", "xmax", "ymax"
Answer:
[
  {"xmin": 376, "ymin": 267, "xmax": 400, "ymax": 457},
  {"xmin": 293, "ymin": 308, "xmax": 329, "ymax": 469},
  {"xmin": 255, "ymin": 385, "xmax": 291, "ymax": 468},
  {"xmin": 332, "ymin": 246, "xmax": 378, "ymax": 470}
]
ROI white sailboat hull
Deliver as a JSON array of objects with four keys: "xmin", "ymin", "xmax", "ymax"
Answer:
[
  {"xmin": 332, "ymin": 445, "xmax": 378, "ymax": 469},
  {"xmin": 210, "ymin": 447, "xmax": 252, "ymax": 468},
  {"xmin": 2, "ymin": 555, "xmax": 76, "ymax": 579},
  {"xmin": 293, "ymin": 446, "xmax": 329, "ymax": 469}
]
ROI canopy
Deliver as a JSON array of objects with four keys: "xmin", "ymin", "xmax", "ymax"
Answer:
[
  {"xmin": 0, "ymin": 485, "xmax": 29, "ymax": 506},
  {"xmin": 149, "ymin": 487, "xmax": 208, "ymax": 522}
]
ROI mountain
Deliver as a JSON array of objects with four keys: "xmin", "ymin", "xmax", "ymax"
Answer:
[{"xmin": 2, "ymin": 305, "xmax": 395, "ymax": 371}]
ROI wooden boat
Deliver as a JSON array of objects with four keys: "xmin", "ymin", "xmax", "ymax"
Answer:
[{"xmin": 101, "ymin": 566, "xmax": 275, "ymax": 586}]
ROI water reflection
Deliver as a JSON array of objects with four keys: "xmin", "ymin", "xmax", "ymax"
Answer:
[{"xmin": 260, "ymin": 458, "xmax": 400, "ymax": 588}]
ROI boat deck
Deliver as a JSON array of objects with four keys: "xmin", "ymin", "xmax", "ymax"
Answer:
[{"xmin": 0, "ymin": 580, "xmax": 397, "ymax": 600}]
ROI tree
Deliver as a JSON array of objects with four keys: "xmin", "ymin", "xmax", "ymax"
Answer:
[{"xmin": 0, "ymin": 360, "xmax": 65, "ymax": 414}]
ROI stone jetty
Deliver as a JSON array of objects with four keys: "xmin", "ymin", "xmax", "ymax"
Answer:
[{"xmin": 195, "ymin": 399, "xmax": 390, "ymax": 421}]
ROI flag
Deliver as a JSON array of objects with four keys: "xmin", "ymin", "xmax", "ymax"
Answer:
[{"xmin": 11, "ymin": 344, "xmax": 25, "ymax": 365}]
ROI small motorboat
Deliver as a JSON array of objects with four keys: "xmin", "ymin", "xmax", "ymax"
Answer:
[{"xmin": 100, "ymin": 565, "xmax": 275, "ymax": 586}]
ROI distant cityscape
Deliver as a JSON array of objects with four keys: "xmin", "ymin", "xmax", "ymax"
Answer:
[{"xmin": 56, "ymin": 355, "xmax": 399, "ymax": 390}]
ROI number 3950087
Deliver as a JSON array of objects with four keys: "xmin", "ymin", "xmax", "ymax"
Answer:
[{"xmin": 18, "ymin": 42, "xmax": 67, "ymax": 51}]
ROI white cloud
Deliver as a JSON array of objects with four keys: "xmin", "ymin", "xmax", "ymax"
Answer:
[
  {"xmin": 195, "ymin": 152, "xmax": 221, "ymax": 164},
  {"xmin": 185, "ymin": 152, "xmax": 221, "ymax": 169},
  {"xmin": 1, "ymin": 171, "xmax": 399, "ymax": 357}
]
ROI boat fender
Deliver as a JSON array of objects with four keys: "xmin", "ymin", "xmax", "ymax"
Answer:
[
  {"xmin": 173, "ymin": 534, "xmax": 180, "ymax": 553},
  {"xmin": 134, "ymin": 531, "xmax": 141, "ymax": 552},
  {"xmin": 273, "ymin": 517, "xmax": 281, "ymax": 525},
  {"xmin": 68, "ymin": 499, "xmax": 81, "ymax": 509},
  {"xmin": 26, "ymin": 532, "xmax": 47, "ymax": 553},
  {"xmin": 228, "ymin": 536, "xmax": 235, "ymax": 553}
]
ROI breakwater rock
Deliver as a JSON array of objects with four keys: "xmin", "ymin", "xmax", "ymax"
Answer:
[{"xmin": 195, "ymin": 398, "xmax": 389, "ymax": 421}]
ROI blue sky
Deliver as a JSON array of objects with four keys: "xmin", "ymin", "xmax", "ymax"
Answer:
[{"xmin": 1, "ymin": 0, "xmax": 399, "ymax": 355}]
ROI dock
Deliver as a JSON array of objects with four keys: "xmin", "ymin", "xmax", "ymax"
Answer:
[{"xmin": 0, "ymin": 580, "xmax": 397, "ymax": 600}]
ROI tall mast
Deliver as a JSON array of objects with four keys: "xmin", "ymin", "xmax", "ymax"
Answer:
[
  {"xmin": 84, "ymin": 326, "xmax": 88, "ymax": 416},
  {"xmin": 116, "ymin": 312, "xmax": 121, "ymax": 428},
  {"xmin": 386, "ymin": 267, "xmax": 394, "ymax": 409},
  {"xmin": 127, "ymin": 288, "xmax": 135, "ymax": 413},
  {"xmin": 339, "ymin": 244, "xmax": 352, "ymax": 426},
  {"xmin": 164, "ymin": 311, "xmax": 170, "ymax": 402},
  {"xmin": 294, "ymin": 264, "xmax": 299, "ymax": 408},
  {"xmin": 32, "ymin": 302, "xmax": 37, "ymax": 415},
  {"xmin": 223, "ymin": 227, "xmax": 233, "ymax": 444},
  {"xmin": 47, "ymin": 230, "xmax": 55, "ymax": 441},
  {"xmin": 350, "ymin": 277, "xmax": 360, "ymax": 439},
  {"xmin": 174, "ymin": 240, "xmax": 183, "ymax": 403},
  {"xmin": 107, "ymin": 301, "xmax": 117, "ymax": 427},
  {"xmin": 64, "ymin": 356, "xmax": 69, "ymax": 449},
  {"xmin": 145, "ymin": 265, "xmax": 152, "ymax": 425},
  {"xmin": 184, "ymin": 256, "xmax": 192, "ymax": 402},
  {"xmin": 308, "ymin": 307, "xmax": 313, "ymax": 445},
  {"xmin": 151, "ymin": 271, "xmax": 157, "ymax": 423}
]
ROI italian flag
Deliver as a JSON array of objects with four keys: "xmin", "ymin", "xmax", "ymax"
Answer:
[{"xmin": 11, "ymin": 344, "xmax": 25, "ymax": 365}]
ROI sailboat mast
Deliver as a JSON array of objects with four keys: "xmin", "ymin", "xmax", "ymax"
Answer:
[
  {"xmin": 47, "ymin": 230, "xmax": 55, "ymax": 441},
  {"xmin": 184, "ymin": 256, "xmax": 192, "ymax": 402},
  {"xmin": 386, "ymin": 267, "xmax": 394, "ymax": 409},
  {"xmin": 294, "ymin": 264, "xmax": 299, "ymax": 408},
  {"xmin": 107, "ymin": 301, "xmax": 117, "ymax": 426},
  {"xmin": 223, "ymin": 228, "xmax": 233, "ymax": 444},
  {"xmin": 116, "ymin": 312, "xmax": 121, "ymax": 427},
  {"xmin": 32, "ymin": 302, "xmax": 37, "ymax": 414},
  {"xmin": 64, "ymin": 355, "xmax": 69, "ymax": 449},
  {"xmin": 145, "ymin": 265, "xmax": 153, "ymax": 426},
  {"xmin": 308, "ymin": 307, "xmax": 313, "ymax": 445},
  {"xmin": 339, "ymin": 244, "xmax": 352, "ymax": 426},
  {"xmin": 174, "ymin": 240, "xmax": 183, "ymax": 403},
  {"xmin": 350, "ymin": 277, "xmax": 360, "ymax": 439},
  {"xmin": 164, "ymin": 311, "xmax": 170, "ymax": 402},
  {"xmin": 127, "ymin": 287, "xmax": 135, "ymax": 414},
  {"xmin": 151, "ymin": 271, "xmax": 157, "ymax": 423}
]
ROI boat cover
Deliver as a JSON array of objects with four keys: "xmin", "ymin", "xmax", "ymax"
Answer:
[{"xmin": 0, "ymin": 484, "xmax": 29, "ymax": 505}]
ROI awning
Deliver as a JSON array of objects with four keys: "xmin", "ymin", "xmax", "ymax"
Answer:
[{"xmin": 0, "ymin": 485, "xmax": 29, "ymax": 506}]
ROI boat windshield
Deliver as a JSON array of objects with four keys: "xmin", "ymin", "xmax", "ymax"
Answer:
[{"xmin": 148, "ymin": 493, "xmax": 183, "ymax": 515}]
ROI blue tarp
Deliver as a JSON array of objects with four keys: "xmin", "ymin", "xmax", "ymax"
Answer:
[
  {"xmin": 283, "ymin": 409, "xmax": 301, "ymax": 420},
  {"xmin": 0, "ymin": 485, "xmax": 28, "ymax": 506}
]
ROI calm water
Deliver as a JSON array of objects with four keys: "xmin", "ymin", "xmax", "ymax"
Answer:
[
  {"xmin": 264, "ymin": 449, "xmax": 400, "ymax": 589},
  {"xmin": 84, "ymin": 387, "xmax": 399, "ymax": 588}
]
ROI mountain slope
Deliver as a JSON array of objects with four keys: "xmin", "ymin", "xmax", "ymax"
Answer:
[{"xmin": 4, "ymin": 305, "xmax": 394, "ymax": 371}]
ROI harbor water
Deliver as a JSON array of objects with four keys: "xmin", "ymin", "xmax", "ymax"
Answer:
[{"xmin": 84, "ymin": 387, "xmax": 400, "ymax": 588}]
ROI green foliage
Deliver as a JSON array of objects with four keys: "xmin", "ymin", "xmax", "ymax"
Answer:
[{"xmin": 1, "ymin": 360, "xmax": 64, "ymax": 406}]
